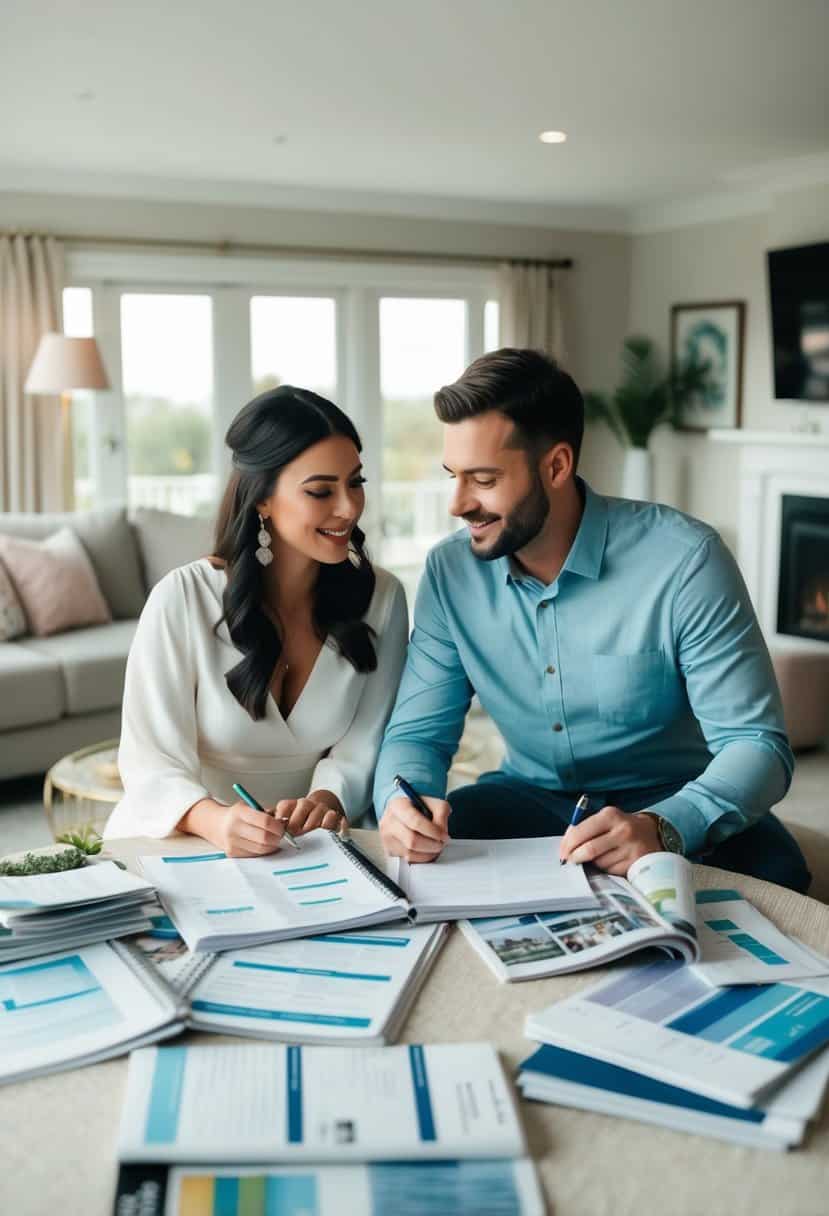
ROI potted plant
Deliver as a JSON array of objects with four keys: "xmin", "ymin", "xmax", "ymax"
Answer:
[{"xmin": 583, "ymin": 335, "xmax": 710, "ymax": 500}]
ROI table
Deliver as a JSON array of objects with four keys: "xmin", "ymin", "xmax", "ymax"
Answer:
[
  {"xmin": 42, "ymin": 738, "xmax": 122, "ymax": 840},
  {"xmin": 3, "ymin": 831, "xmax": 829, "ymax": 1216}
]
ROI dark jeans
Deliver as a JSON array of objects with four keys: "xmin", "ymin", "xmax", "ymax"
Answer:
[{"xmin": 447, "ymin": 771, "xmax": 812, "ymax": 895}]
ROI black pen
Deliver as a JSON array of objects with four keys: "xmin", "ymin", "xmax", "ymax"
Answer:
[
  {"xmin": 560, "ymin": 793, "xmax": 591, "ymax": 865},
  {"xmin": 393, "ymin": 774, "xmax": 434, "ymax": 821},
  {"xmin": 232, "ymin": 782, "xmax": 301, "ymax": 851}
]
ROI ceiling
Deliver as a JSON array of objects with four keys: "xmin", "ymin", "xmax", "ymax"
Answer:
[{"xmin": 2, "ymin": 0, "xmax": 828, "ymax": 230}]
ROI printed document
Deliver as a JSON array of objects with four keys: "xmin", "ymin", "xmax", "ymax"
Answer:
[
  {"xmin": 460, "ymin": 853, "xmax": 827, "ymax": 985},
  {"xmin": 118, "ymin": 1041, "xmax": 525, "ymax": 1163},
  {"xmin": 113, "ymin": 1159, "xmax": 545, "ymax": 1216},
  {"xmin": 0, "ymin": 941, "xmax": 183, "ymax": 1085},
  {"xmin": 389, "ymin": 836, "xmax": 597, "ymax": 918},
  {"xmin": 525, "ymin": 959, "xmax": 829, "ymax": 1107},
  {"xmin": 142, "ymin": 831, "xmax": 596, "ymax": 952}
]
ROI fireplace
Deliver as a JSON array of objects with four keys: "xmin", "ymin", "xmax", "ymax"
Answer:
[{"xmin": 777, "ymin": 494, "xmax": 829, "ymax": 641}]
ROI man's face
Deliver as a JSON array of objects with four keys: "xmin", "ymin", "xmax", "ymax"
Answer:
[{"xmin": 442, "ymin": 411, "xmax": 550, "ymax": 561}]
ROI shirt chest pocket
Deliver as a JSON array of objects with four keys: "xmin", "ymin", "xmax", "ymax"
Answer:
[{"xmin": 590, "ymin": 652, "xmax": 668, "ymax": 727}]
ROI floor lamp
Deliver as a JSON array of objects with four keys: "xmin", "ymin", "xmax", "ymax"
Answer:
[{"xmin": 24, "ymin": 334, "xmax": 111, "ymax": 509}]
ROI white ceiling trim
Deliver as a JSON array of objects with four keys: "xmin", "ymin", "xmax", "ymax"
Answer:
[
  {"xmin": 629, "ymin": 189, "xmax": 772, "ymax": 235},
  {"xmin": 8, "ymin": 163, "xmax": 821, "ymax": 238},
  {"xmin": 0, "ymin": 164, "xmax": 629, "ymax": 234}
]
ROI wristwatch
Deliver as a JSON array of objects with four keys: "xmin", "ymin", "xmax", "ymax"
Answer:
[{"xmin": 639, "ymin": 812, "xmax": 684, "ymax": 855}]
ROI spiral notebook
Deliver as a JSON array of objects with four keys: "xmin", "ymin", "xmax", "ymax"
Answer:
[{"xmin": 141, "ymin": 831, "xmax": 596, "ymax": 953}]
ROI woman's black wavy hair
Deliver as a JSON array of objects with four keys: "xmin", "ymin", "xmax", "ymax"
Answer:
[{"xmin": 213, "ymin": 385, "xmax": 377, "ymax": 721}]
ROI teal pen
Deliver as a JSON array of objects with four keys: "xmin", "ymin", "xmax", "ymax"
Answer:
[
  {"xmin": 560, "ymin": 793, "xmax": 591, "ymax": 865},
  {"xmin": 232, "ymin": 782, "xmax": 301, "ymax": 851}
]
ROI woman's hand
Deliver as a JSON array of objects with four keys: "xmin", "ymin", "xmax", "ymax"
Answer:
[
  {"xmin": 276, "ymin": 791, "xmax": 347, "ymax": 836},
  {"xmin": 178, "ymin": 798, "xmax": 285, "ymax": 858}
]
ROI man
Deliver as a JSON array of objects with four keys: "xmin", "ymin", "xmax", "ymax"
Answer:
[{"xmin": 373, "ymin": 348, "xmax": 809, "ymax": 893}]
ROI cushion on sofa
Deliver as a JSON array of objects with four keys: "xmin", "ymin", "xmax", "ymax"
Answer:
[
  {"xmin": 0, "ymin": 560, "xmax": 26, "ymax": 641},
  {"xmin": 0, "ymin": 507, "xmax": 146, "ymax": 619},
  {"xmin": 131, "ymin": 507, "xmax": 214, "ymax": 589},
  {"xmin": 0, "ymin": 528, "xmax": 112, "ymax": 636},
  {"xmin": 20, "ymin": 620, "xmax": 138, "ymax": 715},
  {"xmin": 0, "ymin": 642, "xmax": 64, "ymax": 729}
]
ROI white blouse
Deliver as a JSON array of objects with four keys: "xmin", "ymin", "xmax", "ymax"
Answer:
[{"xmin": 104, "ymin": 558, "xmax": 408, "ymax": 839}]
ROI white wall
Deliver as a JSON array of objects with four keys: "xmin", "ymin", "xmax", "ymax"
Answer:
[{"xmin": 627, "ymin": 184, "xmax": 829, "ymax": 550}]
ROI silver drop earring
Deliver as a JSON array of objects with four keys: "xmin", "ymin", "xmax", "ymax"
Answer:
[{"xmin": 255, "ymin": 512, "xmax": 273, "ymax": 566}]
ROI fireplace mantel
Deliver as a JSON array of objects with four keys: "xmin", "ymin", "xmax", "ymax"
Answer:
[{"xmin": 709, "ymin": 431, "xmax": 829, "ymax": 650}]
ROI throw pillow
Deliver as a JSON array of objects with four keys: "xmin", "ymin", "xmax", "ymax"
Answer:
[
  {"xmin": 131, "ymin": 507, "xmax": 214, "ymax": 589},
  {"xmin": 0, "ymin": 559, "xmax": 26, "ymax": 641},
  {"xmin": 0, "ymin": 528, "xmax": 112, "ymax": 637},
  {"xmin": 0, "ymin": 508, "xmax": 145, "ymax": 619}
]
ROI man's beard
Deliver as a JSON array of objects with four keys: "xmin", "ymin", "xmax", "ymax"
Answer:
[{"xmin": 464, "ymin": 474, "xmax": 549, "ymax": 561}]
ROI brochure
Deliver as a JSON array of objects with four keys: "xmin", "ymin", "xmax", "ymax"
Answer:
[
  {"xmin": 459, "ymin": 854, "xmax": 828, "ymax": 986},
  {"xmin": 131, "ymin": 911, "xmax": 449, "ymax": 1046},
  {"xmin": 525, "ymin": 959, "xmax": 829, "ymax": 1107},
  {"xmin": 117, "ymin": 1041, "xmax": 527, "ymax": 1163},
  {"xmin": 113, "ymin": 1159, "xmax": 546, "ymax": 1216},
  {"xmin": 517, "ymin": 1041, "xmax": 829, "ymax": 1150}
]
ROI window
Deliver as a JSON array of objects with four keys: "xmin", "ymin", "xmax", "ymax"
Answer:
[
  {"xmin": 484, "ymin": 299, "xmax": 500, "ymax": 351},
  {"xmin": 120, "ymin": 293, "xmax": 215, "ymax": 516},
  {"xmin": 61, "ymin": 287, "xmax": 95, "ymax": 509},
  {"xmin": 64, "ymin": 251, "xmax": 497, "ymax": 585},
  {"xmin": 379, "ymin": 297, "xmax": 467, "ymax": 585},
  {"xmin": 250, "ymin": 296, "xmax": 337, "ymax": 399}
]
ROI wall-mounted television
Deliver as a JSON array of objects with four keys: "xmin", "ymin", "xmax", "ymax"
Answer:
[{"xmin": 767, "ymin": 240, "xmax": 829, "ymax": 402}]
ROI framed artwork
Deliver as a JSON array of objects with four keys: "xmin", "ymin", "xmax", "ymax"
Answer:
[{"xmin": 671, "ymin": 300, "xmax": 745, "ymax": 431}]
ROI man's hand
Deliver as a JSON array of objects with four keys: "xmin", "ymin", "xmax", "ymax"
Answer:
[
  {"xmin": 380, "ymin": 795, "xmax": 451, "ymax": 863},
  {"xmin": 558, "ymin": 806, "xmax": 661, "ymax": 875},
  {"xmin": 276, "ymin": 796, "xmax": 345, "ymax": 836}
]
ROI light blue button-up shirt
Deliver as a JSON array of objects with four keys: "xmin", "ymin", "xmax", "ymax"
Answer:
[{"xmin": 373, "ymin": 479, "xmax": 793, "ymax": 855}]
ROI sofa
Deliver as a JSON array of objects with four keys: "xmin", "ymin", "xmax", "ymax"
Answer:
[{"xmin": 0, "ymin": 506, "xmax": 213, "ymax": 780}]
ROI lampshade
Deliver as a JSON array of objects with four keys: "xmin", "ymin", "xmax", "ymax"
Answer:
[{"xmin": 24, "ymin": 333, "xmax": 110, "ymax": 394}]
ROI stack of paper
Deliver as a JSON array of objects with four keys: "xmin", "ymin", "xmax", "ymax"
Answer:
[
  {"xmin": 0, "ymin": 862, "xmax": 154, "ymax": 962},
  {"xmin": 130, "ymin": 913, "xmax": 449, "ymax": 1046},
  {"xmin": 186, "ymin": 922, "xmax": 448, "ymax": 1046},
  {"xmin": 525, "ymin": 960, "xmax": 829, "ymax": 1108},
  {"xmin": 517, "ymin": 1042, "xmax": 829, "ymax": 1150}
]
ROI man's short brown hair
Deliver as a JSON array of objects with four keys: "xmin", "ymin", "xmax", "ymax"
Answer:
[{"xmin": 434, "ymin": 347, "xmax": 584, "ymax": 467}]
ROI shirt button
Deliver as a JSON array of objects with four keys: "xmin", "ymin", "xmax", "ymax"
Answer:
[
  {"xmin": 552, "ymin": 722, "xmax": 563, "ymax": 732},
  {"xmin": 546, "ymin": 665, "xmax": 556, "ymax": 675}
]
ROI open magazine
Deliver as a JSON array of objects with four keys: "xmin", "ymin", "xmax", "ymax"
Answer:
[{"xmin": 459, "ymin": 852, "xmax": 828, "ymax": 986}]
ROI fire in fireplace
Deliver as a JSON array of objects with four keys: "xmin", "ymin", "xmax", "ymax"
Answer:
[{"xmin": 777, "ymin": 494, "xmax": 829, "ymax": 641}]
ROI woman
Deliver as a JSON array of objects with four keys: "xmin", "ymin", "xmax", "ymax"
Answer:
[{"xmin": 104, "ymin": 386, "xmax": 408, "ymax": 856}]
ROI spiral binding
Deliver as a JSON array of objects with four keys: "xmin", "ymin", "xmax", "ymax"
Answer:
[{"xmin": 329, "ymin": 832, "xmax": 413, "ymax": 911}]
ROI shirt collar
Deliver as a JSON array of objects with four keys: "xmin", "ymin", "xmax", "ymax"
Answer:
[{"xmin": 504, "ymin": 477, "xmax": 609, "ymax": 586}]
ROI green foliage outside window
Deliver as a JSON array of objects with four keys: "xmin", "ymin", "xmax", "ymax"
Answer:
[{"xmin": 126, "ymin": 396, "xmax": 212, "ymax": 475}]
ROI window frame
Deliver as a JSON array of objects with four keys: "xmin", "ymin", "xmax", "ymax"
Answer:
[{"xmin": 65, "ymin": 247, "xmax": 498, "ymax": 543}]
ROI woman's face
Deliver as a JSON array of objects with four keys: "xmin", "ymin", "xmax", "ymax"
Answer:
[{"xmin": 258, "ymin": 434, "xmax": 366, "ymax": 565}]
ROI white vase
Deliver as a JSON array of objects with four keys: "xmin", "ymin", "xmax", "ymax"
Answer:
[{"xmin": 621, "ymin": 447, "xmax": 653, "ymax": 501}]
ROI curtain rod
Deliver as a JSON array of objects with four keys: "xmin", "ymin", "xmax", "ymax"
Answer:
[{"xmin": 3, "ymin": 230, "xmax": 573, "ymax": 270}]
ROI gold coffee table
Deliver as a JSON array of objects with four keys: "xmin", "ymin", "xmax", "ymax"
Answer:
[{"xmin": 43, "ymin": 739, "xmax": 122, "ymax": 840}]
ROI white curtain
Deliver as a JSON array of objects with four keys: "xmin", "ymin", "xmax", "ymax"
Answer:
[
  {"xmin": 496, "ymin": 261, "xmax": 567, "ymax": 361},
  {"xmin": 0, "ymin": 234, "xmax": 67, "ymax": 512}
]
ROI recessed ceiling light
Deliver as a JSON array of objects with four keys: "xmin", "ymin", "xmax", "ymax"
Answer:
[{"xmin": 539, "ymin": 130, "xmax": 567, "ymax": 144}]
